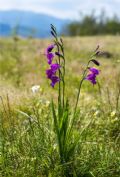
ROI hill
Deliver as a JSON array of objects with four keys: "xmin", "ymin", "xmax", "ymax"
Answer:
[{"xmin": 0, "ymin": 10, "xmax": 69, "ymax": 38}]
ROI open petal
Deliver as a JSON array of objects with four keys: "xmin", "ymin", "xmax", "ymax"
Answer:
[
  {"xmin": 50, "ymin": 76, "xmax": 60, "ymax": 87},
  {"xmin": 47, "ymin": 53, "xmax": 54, "ymax": 64},
  {"xmin": 89, "ymin": 67, "xmax": 99, "ymax": 75}
]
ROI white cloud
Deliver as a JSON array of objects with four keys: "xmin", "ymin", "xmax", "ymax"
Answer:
[{"xmin": 0, "ymin": 0, "xmax": 120, "ymax": 19}]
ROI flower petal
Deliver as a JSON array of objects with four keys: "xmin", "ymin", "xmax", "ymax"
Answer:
[
  {"xmin": 89, "ymin": 67, "xmax": 99, "ymax": 75},
  {"xmin": 47, "ymin": 53, "xmax": 54, "ymax": 64},
  {"xmin": 46, "ymin": 44, "xmax": 55, "ymax": 53},
  {"xmin": 51, "ymin": 63, "xmax": 61, "ymax": 73},
  {"xmin": 50, "ymin": 76, "xmax": 60, "ymax": 87}
]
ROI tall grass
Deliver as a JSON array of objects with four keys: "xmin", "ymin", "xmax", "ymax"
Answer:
[{"xmin": 0, "ymin": 31, "xmax": 120, "ymax": 176}]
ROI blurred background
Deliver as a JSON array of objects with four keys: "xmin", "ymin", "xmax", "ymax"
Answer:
[
  {"xmin": 0, "ymin": 0, "xmax": 120, "ymax": 38},
  {"xmin": 0, "ymin": 2, "xmax": 120, "ymax": 177}
]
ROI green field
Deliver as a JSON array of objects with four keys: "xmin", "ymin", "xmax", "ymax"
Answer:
[{"xmin": 0, "ymin": 35, "xmax": 120, "ymax": 177}]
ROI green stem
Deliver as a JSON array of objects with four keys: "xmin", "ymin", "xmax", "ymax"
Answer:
[
  {"xmin": 74, "ymin": 60, "xmax": 91, "ymax": 117},
  {"xmin": 68, "ymin": 60, "xmax": 92, "ymax": 134},
  {"xmin": 56, "ymin": 43, "xmax": 62, "ymax": 119},
  {"xmin": 58, "ymin": 39, "xmax": 65, "ymax": 110}
]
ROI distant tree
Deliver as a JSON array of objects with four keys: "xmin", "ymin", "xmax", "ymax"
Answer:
[
  {"xmin": 105, "ymin": 16, "xmax": 120, "ymax": 35},
  {"xmin": 78, "ymin": 14, "xmax": 97, "ymax": 35},
  {"xmin": 67, "ymin": 22, "xmax": 80, "ymax": 36},
  {"xmin": 97, "ymin": 9, "xmax": 107, "ymax": 34},
  {"xmin": 66, "ymin": 10, "xmax": 120, "ymax": 36}
]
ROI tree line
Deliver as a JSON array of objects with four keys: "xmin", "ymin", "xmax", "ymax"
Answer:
[{"xmin": 65, "ymin": 11, "xmax": 120, "ymax": 36}]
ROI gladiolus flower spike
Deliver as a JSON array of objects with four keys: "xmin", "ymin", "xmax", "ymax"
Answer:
[
  {"xmin": 86, "ymin": 67, "xmax": 100, "ymax": 85},
  {"xmin": 45, "ymin": 43, "xmax": 61, "ymax": 88},
  {"xmin": 46, "ymin": 63, "xmax": 61, "ymax": 88},
  {"xmin": 45, "ymin": 44, "xmax": 55, "ymax": 65}
]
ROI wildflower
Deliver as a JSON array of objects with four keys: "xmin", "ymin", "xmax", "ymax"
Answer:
[
  {"xmin": 46, "ymin": 63, "xmax": 60, "ymax": 78},
  {"xmin": 86, "ymin": 67, "xmax": 100, "ymax": 85},
  {"xmin": 46, "ymin": 68, "xmax": 54, "ymax": 79},
  {"xmin": 46, "ymin": 63, "xmax": 61, "ymax": 87},
  {"xmin": 46, "ymin": 44, "xmax": 55, "ymax": 53},
  {"xmin": 45, "ymin": 100, "xmax": 50, "ymax": 107},
  {"xmin": 50, "ymin": 76, "xmax": 60, "ymax": 87},
  {"xmin": 89, "ymin": 67, "xmax": 99, "ymax": 75},
  {"xmin": 51, "ymin": 63, "xmax": 61, "ymax": 72},
  {"xmin": 45, "ymin": 44, "xmax": 55, "ymax": 64},
  {"xmin": 47, "ymin": 53, "xmax": 54, "ymax": 65},
  {"xmin": 45, "ymin": 42, "xmax": 61, "ymax": 87},
  {"xmin": 31, "ymin": 85, "xmax": 40, "ymax": 93},
  {"xmin": 86, "ymin": 73, "xmax": 97, "ymax": 84},
  {"xmin": 94, "ymin": 110, "xmax": 100, "ymax": 117},
  {"xmin": 46, "ymin": 44, "xmax": 55, "ymax": 63},
  {"xmin": 110, "ymin": 110, "xmax": 116, "ymax": 117}
]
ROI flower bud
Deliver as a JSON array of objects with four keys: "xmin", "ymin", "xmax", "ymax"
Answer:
[
  {"xmin": 55, "ymin": 52, "xmax": 64, "ymax": 58},
  {"xmin": 91, "ymin": 59, "xmax": 100, "ymax": 66}
]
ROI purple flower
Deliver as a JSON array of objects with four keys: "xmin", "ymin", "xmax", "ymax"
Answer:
[
  {"xmin": 47, "ymin": 53, "xmax": 54, "ymax": 65},
  {"xmin": 46, "ymin": 63, "xmax": 61, "ymax": 87},
  {"xmin": 46, "ymin": 44, "xmax": 55, "ymax": 53},
  {"xmin": 86, "ymin": 67, "xmax": 100, "ymax": 85},
  {"xmin": 50, "ymin": 76, "xmax": 60, "ymax": 87},
  {"xmin": 51, "ymin": 63, "xmax": 61, "ymax": 73},
  {"xmin": 89, "ymin": 67, "xmax": 99, "ymax": 75},
  {"xmin": 46, "ymin": 69, "xmax": 54, "ymax": 79},
  {"xmin": 45, "ymin": 44, "xmax": 55, "ymax": 64},
  {"xmin": 86, "ymin": 73, "xmax": 97, "ymax": 84},
  {"xmin": 45, "ymin": 44, "xmax": 61, "ymax": 87}
]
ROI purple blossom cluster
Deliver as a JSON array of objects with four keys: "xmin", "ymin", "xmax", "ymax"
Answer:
[
  {"xmin": 45, "ymin": 44, "xmax": 61, "ymax": 87},
  {"xmin": 86, "ymin": 67, "xmax": 100, "ymax": 85}
]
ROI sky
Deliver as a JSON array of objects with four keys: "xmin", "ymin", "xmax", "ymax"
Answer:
[{"xmin": 0, "ymin": 0, "xmax": 120, "ymax": 19}]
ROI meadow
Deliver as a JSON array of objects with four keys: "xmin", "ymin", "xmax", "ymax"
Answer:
[{"xmin": 0, "ymin": 33, "xmax": 120, "ymax": 177}]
